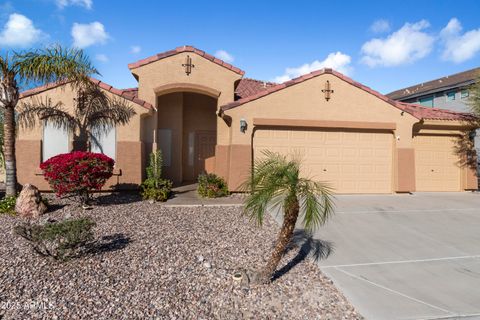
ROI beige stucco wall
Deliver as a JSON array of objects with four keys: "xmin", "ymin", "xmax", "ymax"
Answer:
[
  {"xmin": 132, "ymin": 52, "xmax": 242, "ymax": 147},
  {"xmin": 156, "ymin": 92, "xmax": 217, "ymax": 183},
  {"xmin": 222, "ymin": 73, "xmax": 419, "ymax": 191},
  {"xmin": 17, "ymin": 83, "xmax": 151, "ymax": 190}
]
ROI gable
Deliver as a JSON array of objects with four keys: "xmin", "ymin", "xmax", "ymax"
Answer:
[{"xmin": 130, "ymin": 48, "xmax": 244, "ymax": 106}]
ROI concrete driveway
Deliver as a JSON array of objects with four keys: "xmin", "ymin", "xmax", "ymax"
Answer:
[{"xmin": 315, "ymin": 192, "xmax": 480, "ymax": 320}]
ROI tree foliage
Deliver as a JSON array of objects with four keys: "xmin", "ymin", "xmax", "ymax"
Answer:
[
  {"xmin": 0, "ymin": 45, "xmax": 98, "ymax": 196},
  {"xmin": 242, "ymin": 151, "xmax": 334, "ymax": 283},
  {"xmin": 18, "ymin": 85, "xmax": 136, "ymax": 151}
]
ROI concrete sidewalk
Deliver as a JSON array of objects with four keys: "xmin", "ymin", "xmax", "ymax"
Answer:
[{"xmin": 315, "ymin": 192, "xmax": 480, "ymax": 320}]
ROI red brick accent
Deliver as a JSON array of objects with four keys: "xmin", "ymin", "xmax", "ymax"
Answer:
[
  {"xmin": 127, "ymin": 45, "xmax": 245, "ymax": 76},
  {"xmin": 221, "ymin": 68, "xmax": 476, "ymax": 121},
  {"xmin": 20, "ymin": 78, "xmax": 153, "ymax": 110}
]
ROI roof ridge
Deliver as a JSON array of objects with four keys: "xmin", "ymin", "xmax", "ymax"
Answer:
[
  {"xmin": 20, "ymin": 78, "xmax": 153, "ymax": 110},
  {"xmin": 128, "ymin": 45, "xmax": 245, "ymax": 76},
  {"xmin": 221, "ymin": 68, "xmax": 474, "ymax": 121},
  {"xmin": 387, "ymin": 67, "xmax": 480, "ymax": 98}
]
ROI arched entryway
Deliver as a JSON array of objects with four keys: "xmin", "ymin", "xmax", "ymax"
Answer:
[{"xmin": 156, "ymin": 90, "xmax": 218, "ymax": 184}]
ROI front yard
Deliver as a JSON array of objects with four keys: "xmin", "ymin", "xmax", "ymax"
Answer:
[{"xmin": 0, "ymin": 194, "xmax": 361, "ymax": 319}]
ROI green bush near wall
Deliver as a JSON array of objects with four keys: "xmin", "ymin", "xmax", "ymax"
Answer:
[{"xmin": 197, "ymin": 173, "xmax": 229, "ymax": 198}]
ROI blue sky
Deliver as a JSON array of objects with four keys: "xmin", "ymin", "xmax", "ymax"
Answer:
[{"xmin": 1, "ymin": 0, "xmax": 479, "ymax": 94}]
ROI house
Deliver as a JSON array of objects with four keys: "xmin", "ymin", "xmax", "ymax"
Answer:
[
  {"xmin": 18, "ymin": 46, "xmax": 478, "ymax": 194},
  {"xmin": 387, "ymin": 67, "xmax": 480, "ymax": 156}
]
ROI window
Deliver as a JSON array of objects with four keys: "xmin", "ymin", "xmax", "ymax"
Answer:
[
  {"xmin": 91, "ymin": 126, "xmax": 116, "ymax": 160},
  {"xmin": 446, "ymin": 91, "xmax": 456, "ymax": 101},
  {"xmin": 158, "ymin": 129, "xmax": 172, "ymax": 167},
  {"xmin": 43, "ymin": 122, "xmax": 69, "ymax": 161},
  {"xmin": 461, "ymin": 90, "xmax": 469, "ymax": 99},
  {"xmin": 418, "ymin": 96, "xmax": 434, "ymax": 107}
]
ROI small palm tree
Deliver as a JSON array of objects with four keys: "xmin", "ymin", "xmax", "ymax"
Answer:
[
  {"xmin": 0, "ymin": 46, "xmax": 98, "ymax": 196},
  {"xmin": 18, "ymin": 85, "xmax": 136, "ymax": 152},
  {"xmin": 243, "ymin": 151, "xmax": 334, "ymax": 284}
]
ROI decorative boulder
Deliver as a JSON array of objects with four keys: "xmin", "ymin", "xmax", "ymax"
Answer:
[{"xmin": 15, "ymin": 184, "xmax": 47, "ymax": 219}]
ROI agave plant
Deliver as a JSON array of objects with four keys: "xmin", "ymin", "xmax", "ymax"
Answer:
[{"xmin": 243, "ymin": 151, "xmax": 334, "ymax": 284}]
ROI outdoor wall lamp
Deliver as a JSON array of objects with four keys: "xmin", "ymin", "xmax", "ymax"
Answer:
[
  {"xmin": 240, "ymin": 118, "xmax": 248, "ymax": 133},
  {"xmin": 469, "ymin": 130, "xmax": 476, "ymax": 141}
]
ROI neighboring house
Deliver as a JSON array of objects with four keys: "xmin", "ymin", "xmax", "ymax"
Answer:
[
  {"xmin": 387, "ymin": 68, "xmax": 480, "ymax": 154},
  {"xmin": 18, "ymin": 46, "xmax": 478, "ymax": 194}
]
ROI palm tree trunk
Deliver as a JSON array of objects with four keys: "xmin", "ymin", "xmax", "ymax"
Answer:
[
  {"xmin": 4, "ymin": 104, "xmax": 17, "ymax": 196},
  {"xmin": 261, "ymin": 199, "xmax": 300, "ymax": 283}
]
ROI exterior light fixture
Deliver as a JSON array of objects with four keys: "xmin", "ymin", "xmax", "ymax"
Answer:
[
  {"xmin": 321, "ymin": 80, "xmax": 334, "ymax": 101},
  {"xmin": 240, "ymin": 118, "xmax": 247, "ymax": 133},
  {"xmin": 469, "ymin": 130, "xmax": 476, "ymax": 141}
]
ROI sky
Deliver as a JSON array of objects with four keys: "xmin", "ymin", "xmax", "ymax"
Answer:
[{"xmin": 1, "ymin": 0, "xmax": 480, "ymax": 94}]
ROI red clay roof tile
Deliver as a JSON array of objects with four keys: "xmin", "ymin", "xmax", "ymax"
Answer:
[
  {"xmin": 234, "ymin": 78, "xmax": 277, "ymax": 100},
  {"xmin": 128, "ymin": 45, "xmax": 245, "ymax": 75},
  {"xmin": 20, "ymin": 79, "xmax": 152, "ymax": 110},
  {"xmin": 222, "ymin": 68, "xmax": 474, "ymax": 121}
]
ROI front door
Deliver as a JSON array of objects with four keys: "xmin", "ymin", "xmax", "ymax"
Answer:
[{"xmin": 195, "ymin": 131, "xmax": 216, "ymax": 177}]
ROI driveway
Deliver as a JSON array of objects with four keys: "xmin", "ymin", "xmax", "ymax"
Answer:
[{"xmin": 315, "ymin": 192, "xmax": 480, "ymax": 320}]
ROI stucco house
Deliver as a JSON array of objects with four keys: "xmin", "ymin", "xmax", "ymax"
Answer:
[
  {"xmin": 387, "ymin": 67, "xmax": 480, "ymax": 157},
  {"xmin": 18, "ymin": 46, "xmax": 478, "ymax": 194}
]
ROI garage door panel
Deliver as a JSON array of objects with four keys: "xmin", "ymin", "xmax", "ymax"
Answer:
[
  {"xmin": 254, "ymin": 129, "xmax": 393, "ymax": 194},
  {"xmin": 414, "ymin": 135, "xmax": 461, "ymax": 192}
]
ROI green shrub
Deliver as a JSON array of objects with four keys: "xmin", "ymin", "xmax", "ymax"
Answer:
[
  {"xmin": 141, "ymin": 150, "xmax": 173, "ymax": 202},
  {"xmin": 197, "ymin": 173, "xmax": 229, "ymax": 198},
  {"xmin": 0, "ymin": 195, "xmax": 16, "ymax": 215},
  {"xmin": 14, "ymin": 217, "xmax": 96, "ymax": 261}
]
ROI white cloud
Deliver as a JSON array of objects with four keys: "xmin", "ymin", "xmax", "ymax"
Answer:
[
  {"xmin": 214, "ymin": 50, "xmax": 234, "ymax": 63},
  {"xmin": 273, "ymin": 52, "xmax": 352, "ymax": 83},
  {"xmin": 0, "ymin": 13, "xmax": 47, "ymax": 47},
  {"xmin": 370, "ymin": 19, "xmax": 391, "ymax": 33},
  {"xmin": 440, "ymin": 18, "xmax": 480, "ymax": 63},
  {"xmin": 95, "ymin": 53, "xmax": 108, "ymax": 62},
  {"xmin": 71, "ymin": 21, "xmax": 109, "ymax": 48},
  {"xmin": 361, "ymin": 20, "xmax": 434, "ymax": 67},
  {"xmin": 56, "ymin": 0, "xmax": 92, "ymax": 9},
  {"xmin": 130, "ymin": 45, "xmax": 141, "ymax": 54}
]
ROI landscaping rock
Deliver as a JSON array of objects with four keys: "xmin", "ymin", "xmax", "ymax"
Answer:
[
  {"xmin": 0, "ymin": 193, "xmax": 362, "ymax": 319},
  {"xmin": 15, "ymin": 184, "xmax": 47, "ymax": 219}
]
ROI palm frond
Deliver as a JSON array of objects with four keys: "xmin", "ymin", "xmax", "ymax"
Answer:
[
  {"xmin": 17, "ymin": 97, "xmax": 76, "ymax": 131},
  {"xmin": 87, "ymin": 98, "xmax": 136, "ymax": 136},
  {"xmin": 14, "ymin": 45, "xmax": 98, "ymax": 88},
  {"xmin": 297, "ymin": 179, "xmax": 334, "ymax": 232},
  {"xmin": 243, "ymin": 151, "xmax": 301, "ymax": 225}
]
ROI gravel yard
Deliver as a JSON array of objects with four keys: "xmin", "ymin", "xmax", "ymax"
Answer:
[{"xmin": 0, "ymin": 194, "xmax": 361, "ymax": 319}]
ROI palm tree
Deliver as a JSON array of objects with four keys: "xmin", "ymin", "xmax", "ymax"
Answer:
[
  {"xmin": 0, "ymin": 46, "xmax": 98, "ymax": 196},
  {"xmin": 18, "ymin": 85, "xmax": 136, "ymax": 152},
  {"xmin": 243, "ymin": 151, "xmax": 334, "ymax": 284}
]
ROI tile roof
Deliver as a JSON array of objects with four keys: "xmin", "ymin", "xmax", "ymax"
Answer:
[
  {"xmin": 220, "ymin": 68, "xmax": 474, "ymax": 122},
  {"xmin": 128, "ymin": 45, "xmax": 245, "ymax": 75},
  {"xmin": 235, "ymin": 78, "xmax": 277, "ymax": 100},
  {"xmin": 20, "ymin": 79, "xmax": 153, "ymax": 110},
  {"xmin": 387, "ymin": 67, "xmax": 480, "ymax": 100}
]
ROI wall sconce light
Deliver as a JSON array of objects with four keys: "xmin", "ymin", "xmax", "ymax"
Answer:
[
  {"xmin": 321, "ymin": 80, "xmax": 334, "ymax": 101},
  {"xmin": 469, "ymin": 130, "xmax": 476, "ymax": 141},
  {"xmin": 240, "ymin": 118, "xmax": 248, "ymax": 133}
]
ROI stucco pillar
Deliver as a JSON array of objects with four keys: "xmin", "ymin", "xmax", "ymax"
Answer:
[{"xmin": 395, "ymin": 148, "xmax": 416, "ymax": 192}]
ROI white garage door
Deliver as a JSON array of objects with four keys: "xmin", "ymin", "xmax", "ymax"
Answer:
[
  {"xmin": 414, "ymin": 135, "xmax": 461, "ymax": 192},
  {"xmin": 254, "ymin": 129, "xmax": 394, "ymax": 194}
]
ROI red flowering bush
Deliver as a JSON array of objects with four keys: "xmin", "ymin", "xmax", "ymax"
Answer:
[{"xmin": 40, "ymin": 151, "xmax": 114, "ymax": 204}]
